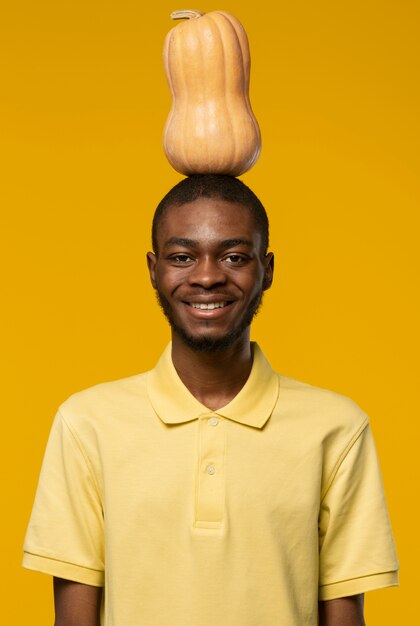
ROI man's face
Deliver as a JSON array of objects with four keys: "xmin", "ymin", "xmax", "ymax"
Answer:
[{"xmin": 147, "ymin": 197, "xmax": 274, "ymax": 352}]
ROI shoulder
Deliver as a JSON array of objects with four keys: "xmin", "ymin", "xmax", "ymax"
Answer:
[
  {"xmin": 276, "ymin": 372, "xmax": 369, "ymax": 443},
  {"xmin": 278, "ymin": 373, "xmax": 368, "ymax": 415},
  {"xmin": 274, "ymin": 373, "xmax": 372, "ymax": 491},
  {"xmin": 57, "ymin": 370, "xmax": 151, "ymax": 433}
]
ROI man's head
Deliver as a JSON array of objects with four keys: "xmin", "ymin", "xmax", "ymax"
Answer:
[
  {"xmin": 147, "ymin": 175, "xmax": 274, "ymax": 353},
  {"xmin": 152, "ymin": 174, "xmax": 269, "ymax": 256}
]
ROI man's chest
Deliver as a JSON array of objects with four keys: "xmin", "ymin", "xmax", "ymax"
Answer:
[{"xmin": 97, "ymin": 411, "xmax": 323, "ymax": 536}]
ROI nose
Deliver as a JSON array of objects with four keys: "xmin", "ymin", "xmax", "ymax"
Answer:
[{"xmin": 188, "ymin": 256, "xmax": 227, "ymax": 288}]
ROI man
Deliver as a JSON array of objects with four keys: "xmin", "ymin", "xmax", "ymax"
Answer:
[{"xmin": 23, "ymin": 175, "xmax": 399, "ymax": 625}]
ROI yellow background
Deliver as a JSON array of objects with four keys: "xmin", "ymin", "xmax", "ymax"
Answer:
[{"xmin": 1, "ymin": 0, "xmax": 418, "ymax": 623}]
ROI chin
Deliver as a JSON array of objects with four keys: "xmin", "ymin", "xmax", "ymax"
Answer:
[
  {"xmin": 156, "ymin": 289, "xmax": 263, "ymax": 353},
  {"xmin": 174, "ymin": 327, "xmax": 245, "ymax": 353}
]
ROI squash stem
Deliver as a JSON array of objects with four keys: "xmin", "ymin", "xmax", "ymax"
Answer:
[{"xmin": 170, "ymin": 10, "xmax": 205, "ymax": 20}]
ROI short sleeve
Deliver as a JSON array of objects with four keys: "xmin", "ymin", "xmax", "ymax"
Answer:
[
  {"xmin": 22, "ymin": 411, "xmax": 105, "ymax": 586},
  {"xmin": 318, "ymin": 421, "xmax": 399, "ymax": 600}
]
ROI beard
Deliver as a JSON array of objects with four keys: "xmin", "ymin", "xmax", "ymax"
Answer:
[{"xmin": 156, "ymin": 289, "xmax": 264, "ymax": 353}]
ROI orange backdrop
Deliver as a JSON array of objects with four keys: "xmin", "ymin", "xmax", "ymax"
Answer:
[{"xmin": 1, "ymin": 1, "xmax": 418, "ymax": 623}]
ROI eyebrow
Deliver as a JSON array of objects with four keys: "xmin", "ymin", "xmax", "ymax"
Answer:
[
  {"xmin": 164, "ymin": 237, "xmax": 253, "ymax": 249},
  {"xmin": 165, "ymin": 237, "xmax": 197, "ymax": 248},
  {"xmin": 219, "ymin": 238, "xmax": 253, "ymax": 249}
]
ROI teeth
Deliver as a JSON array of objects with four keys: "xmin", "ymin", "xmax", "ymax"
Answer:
[{"xmin": 190, "ymin": 302, "xmax": 227, "ymax": 309}]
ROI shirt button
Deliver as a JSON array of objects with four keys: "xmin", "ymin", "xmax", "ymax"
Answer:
[
  {"xmin": 206, "ymin": 464, "xmax": 216, "ymax": 475},
  {"xmin": 208, "ymin": 417, "xmax": 219, "ymax": 426}
]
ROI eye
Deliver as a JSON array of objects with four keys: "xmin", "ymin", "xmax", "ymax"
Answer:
[
  {"xmin": 170, "ymin": 254, "xmax": 193, "ymax": 264},
  {"xmin": 224, "ymin": 254, "xmax": 248, "ymax": 265}
]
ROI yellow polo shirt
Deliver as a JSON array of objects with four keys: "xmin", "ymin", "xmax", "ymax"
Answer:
[{"xmin": 23, "ymin": 343, "xmax": 398, "ymax": 625}]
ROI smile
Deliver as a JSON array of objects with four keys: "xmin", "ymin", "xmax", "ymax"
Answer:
[{"xmin": 189, "ymin": 302, "xmax": 228, "ymax": 310}]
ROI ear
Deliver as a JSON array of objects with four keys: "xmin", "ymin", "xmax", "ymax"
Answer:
[
  {"xmin": 263, "ymin": 252, "xmax": 274, "ymax": 291},
  {"xmin": 146, "ymin": 252, "xmax": 157, "ymax": 289}
]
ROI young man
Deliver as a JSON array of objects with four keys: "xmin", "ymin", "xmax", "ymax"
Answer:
[{"xmin": 23, "ymin": 175, "xmax": 399, "ymax": 625}]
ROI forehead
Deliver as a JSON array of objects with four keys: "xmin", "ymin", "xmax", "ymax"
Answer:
[{"xmin": 158, "ymin": 198, "xmax": 260, "ymax": 244}]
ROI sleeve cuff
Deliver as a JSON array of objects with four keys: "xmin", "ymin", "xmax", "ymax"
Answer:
[
  {"xmin": 319, "ymin": 570, "xmax": 399, "ymax": 601},
  {"xmin": 22, "ymin": 551, "xmax": 104, "ymax": 587}
]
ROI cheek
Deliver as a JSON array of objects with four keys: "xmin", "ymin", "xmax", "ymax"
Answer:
[
  {"xmin": 237, "ymin": 272, "xmax": 265, "ymax": 295},
  {"xmin": 156, "ymin": 268, "xmax": 186, "ymax": 293}
]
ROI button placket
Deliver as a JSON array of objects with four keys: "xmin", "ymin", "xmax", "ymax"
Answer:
[{"xmin": 194, "ymin": 415, "xmax": 226, "ymax": 528}]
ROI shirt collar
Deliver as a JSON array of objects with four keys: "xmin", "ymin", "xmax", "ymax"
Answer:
[{"xmin": 147, "ymin": 342, "xmax": 279, "ymax": 429}]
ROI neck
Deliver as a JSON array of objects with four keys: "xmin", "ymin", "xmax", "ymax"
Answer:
[{"xmin": 171, "ymin": 332, "xmax": 253, "ymax": 411}]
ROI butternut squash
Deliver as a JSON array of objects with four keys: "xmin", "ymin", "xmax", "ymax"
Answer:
[{"xmin": 163, "ymin": 9, "xmax": 261, "ymax": 176}]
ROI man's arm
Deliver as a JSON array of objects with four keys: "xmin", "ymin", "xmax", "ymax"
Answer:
[
  {"xmin": 53, "ymin": 577, "xmax": 102, "ymax": 626},
  {"xmin": 319, "ymin": 594, "xmax": 365, "ymax": 626}
]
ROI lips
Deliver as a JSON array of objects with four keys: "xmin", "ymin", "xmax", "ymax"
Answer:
[
  {"xmin": 182, "ymin": 294, "xmax": 234, "ymax": 306},
  {"xmin": 189, "ymin": 301, "xmax": 228, "ymax": 310},
  {"xmin": 181, "ymin": 296, "xmax": 235, "ymax": 317}
]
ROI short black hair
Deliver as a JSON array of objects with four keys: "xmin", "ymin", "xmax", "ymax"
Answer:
[{"xmin": 152, "ymin": 174, "xmax": 269, "ymax": 255}]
